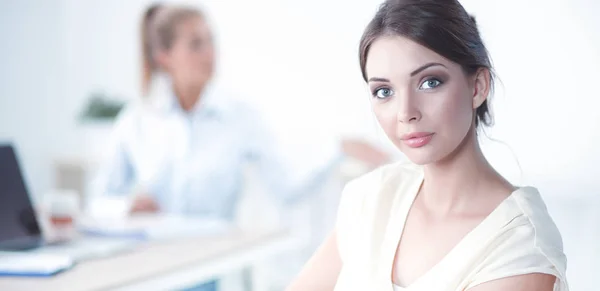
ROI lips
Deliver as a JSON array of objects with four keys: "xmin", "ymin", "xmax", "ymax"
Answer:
[{"xmin": 401, "ymin": 132, "xmax": 434, "ymax": 148}]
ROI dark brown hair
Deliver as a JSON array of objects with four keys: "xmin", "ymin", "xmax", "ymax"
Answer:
[
  {"xmin": 359, "ymin": 0, "xmax": 494, "ymax": 128},
  {"xmin": 140, "ymin": 4, "xmax": 203, "ymax": 96}
]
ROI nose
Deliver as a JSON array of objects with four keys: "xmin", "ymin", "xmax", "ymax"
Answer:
[{"xmin": 396, "ymin": 94, "xmax": 422, "ymax": 124}]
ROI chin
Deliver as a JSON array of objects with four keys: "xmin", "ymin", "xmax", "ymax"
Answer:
[
  {"xmin": 398, "ymin": 145, "xmax": 443, "ymax": 166},
  {"xmin": 403, "ymin": 153, "xmax": 435, "ymax": 165}
]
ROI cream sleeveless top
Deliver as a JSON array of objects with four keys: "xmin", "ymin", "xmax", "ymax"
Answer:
[{"xmin": 334, "ymin": 162, "xmax": 568, "ymax": 291}]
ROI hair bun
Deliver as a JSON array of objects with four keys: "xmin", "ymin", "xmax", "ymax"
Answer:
[
  {"xmin": 469, "ymin": 15, "xmax": 477, "ymax": 25},
  {"xmin": 145, "ymin": 4, "xmax": 163, "ymax": 23}
]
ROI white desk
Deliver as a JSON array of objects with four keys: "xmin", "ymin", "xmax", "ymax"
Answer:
[{"xmin": 0, "ymin": 228, "xmax": 298, "ymax": 291}]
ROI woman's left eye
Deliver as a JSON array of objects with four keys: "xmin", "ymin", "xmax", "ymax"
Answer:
[{"xmin": 419, "ymin": 78, "xmax": 443, "ymax": 90}]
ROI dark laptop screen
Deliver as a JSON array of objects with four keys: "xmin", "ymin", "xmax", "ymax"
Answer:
[{"xmin": 0, "ymin": 145, "xmax": 42, "ymax": 248}]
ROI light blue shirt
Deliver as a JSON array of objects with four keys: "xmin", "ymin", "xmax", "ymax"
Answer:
[{"xmin": 92, "ymin": 82, "xmax": 342, "ymax": 219}]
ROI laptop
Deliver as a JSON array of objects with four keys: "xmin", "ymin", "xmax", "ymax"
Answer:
[{"xmin": 0, "ymin": 144, "xmax": 137, "ymax": 261}]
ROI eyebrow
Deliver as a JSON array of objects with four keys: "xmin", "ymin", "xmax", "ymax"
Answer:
[
  {"xmin": 368, "ymin": 77, "xmax": 390, "ymax": 82},
  {"xmin": 410, "ymin": 62, "xmax": 446, "ymax": 76},
  {"xmin": 367, "ymin": 62, "xmax": 447, "ymax": 83}
]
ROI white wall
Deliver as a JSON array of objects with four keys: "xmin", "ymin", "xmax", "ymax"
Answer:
[
  {"xmin": 461, "ymin": 0, "xmax": 600, "ymax": 186},
  {"xmin": 0, "ymin": 0, "xmax": 68, "ymax": 199}
]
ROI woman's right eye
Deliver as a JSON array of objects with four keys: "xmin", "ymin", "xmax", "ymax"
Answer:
[{"xmin": 373, "ymin": 87, "xmax": 394, "ymax": 99}]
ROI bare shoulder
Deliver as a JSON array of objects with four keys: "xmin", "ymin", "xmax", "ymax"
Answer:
[{"xmin": 467, "ymin": 273, "xmax": 556, "ymax": 291}]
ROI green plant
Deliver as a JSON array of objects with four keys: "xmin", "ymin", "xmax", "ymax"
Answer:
[{"xmin": 79, "ymin": 92, "xmax": 125, "ymax": 122}]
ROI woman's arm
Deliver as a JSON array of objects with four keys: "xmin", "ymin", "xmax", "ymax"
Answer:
[
  {"xmin": 88, "ymin": 107, "xmax": 148, "ymax": 215},
  {"xmin": 245, "ymin": 104, "xmax": 390, "ymax": 204},
  {"xmin": 244, "ymin": 105, "xmax": 342, "ymax": 203},
  {"xmin": 286, "ymin": 231, "xmax": 343, "ymax": 291},
  {"xmin": 467, "ymin": 273, "xmax": 556, "ymax": 291},
  {"xmin": 341, "ymin": 139, "xmax": 391, "ymax": 168}
]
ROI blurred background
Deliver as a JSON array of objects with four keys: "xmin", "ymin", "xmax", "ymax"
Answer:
[{"xmin": 0, "ymin": 0, "xmax": 598, "ymax": 290}]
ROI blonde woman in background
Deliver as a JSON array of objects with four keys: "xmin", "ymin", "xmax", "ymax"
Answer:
[{"xmin": 93, "ymin": 3, "xmax": 390, "ymax": 290}]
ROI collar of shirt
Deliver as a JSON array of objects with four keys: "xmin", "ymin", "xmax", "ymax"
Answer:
[{"xmin": 147, "ymin": 74, "xmax": 227, "ymax": 119}]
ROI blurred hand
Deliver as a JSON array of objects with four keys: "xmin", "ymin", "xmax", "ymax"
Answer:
[
  {"xmin": 341, "ymin": 139, "xmax": 391, "ymax": 168},
  {"xmin": 129, "ymin": 194, "xmax": 160, "ymax": 214}
]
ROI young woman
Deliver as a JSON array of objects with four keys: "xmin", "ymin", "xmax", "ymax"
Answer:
[{"xmin": 287, "ymin": 0, "xmax": 568, "ymax": 290}]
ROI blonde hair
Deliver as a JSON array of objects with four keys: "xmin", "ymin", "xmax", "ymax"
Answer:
[{"xmin": 140, "ymin": 4, "xmax": 204, "ymax": 96}]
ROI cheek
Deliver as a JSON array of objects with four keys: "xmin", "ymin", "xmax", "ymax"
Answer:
[
  {"xmin": 193, "ymin": 51, "xmax": 214, "ymax": 74},
  {"xmin": 431, "ymin": 87, "xmax": 473, "ymax": 134},
  {"xmin": 202, "ymin": 48, "xmax": 215, "ymax": 63},
  {"xmin": 372, "ymin": 101, "xmax": 398, "ymax": 135},
  {"xmin": 170, "ymin": 51, "xmax": 192, "ymax": 73}
]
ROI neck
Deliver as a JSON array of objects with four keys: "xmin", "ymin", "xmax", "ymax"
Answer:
[
  {"xmin": 173, "ymin": 82, "xmax": 204, "ymax": 112},
  {"xmin": 420, "ymin": 128, "xmax": 501, "ymax": 214}
]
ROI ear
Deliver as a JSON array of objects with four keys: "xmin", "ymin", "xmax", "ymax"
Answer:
[{"xmin": 472, "ymin": 68, "xmax": 490, "ymax": 109}]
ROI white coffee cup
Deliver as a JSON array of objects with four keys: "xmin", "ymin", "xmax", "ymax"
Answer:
[{"xmin": 45, "ymin": 189, "xmax": 80, "ymax": 224}]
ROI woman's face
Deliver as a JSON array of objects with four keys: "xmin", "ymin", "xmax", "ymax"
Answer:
[
  {"xmin": 161, "ymin": 16, "xmax": 215, "ymax": 90},
  {"xmin": 365, "ymin": 36, "xmax": 488, "ymax": 165}
]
